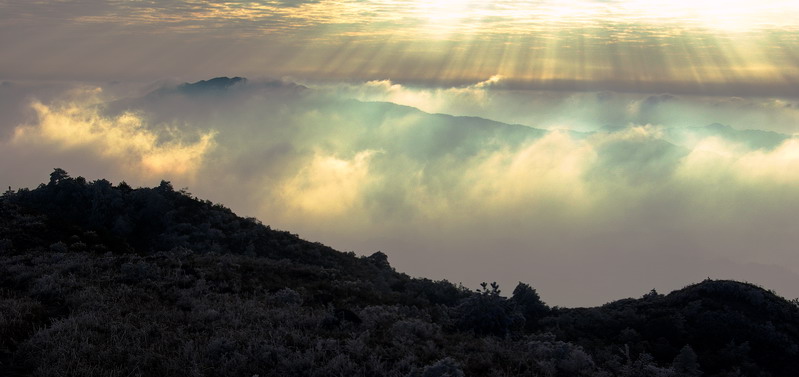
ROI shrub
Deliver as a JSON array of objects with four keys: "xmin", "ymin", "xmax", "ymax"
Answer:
[{"xmin": 455, "ymin": 282, "xmax": 514, "ymax": 337}]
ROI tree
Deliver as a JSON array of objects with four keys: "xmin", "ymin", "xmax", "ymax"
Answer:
[
  {"xmin": 366, "ymin": 251, "xmax": 391, "ymax": 270},
  {"xmin": 455, "ymin": 282, "xmax": 515, "ymax": 337},
  {"xmin": 49, "ymin": 168, "xmax": 70, "ymax": 185},
  {"xmin": 672, "ymin": 345, "xmax": 702, "ymax": 377},
  {"xmin": 157, "ymin": 180, "xmax": 174, "ymax": 192},
  {"xmin": 511, "ymin": 282, "xmax": 549, "ymax": 331}
]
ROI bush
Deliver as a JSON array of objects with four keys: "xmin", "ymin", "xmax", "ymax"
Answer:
[
  {"xmin": 455, "ymin": 282, "xmax": 515, "ymax": 337},
  {"xmin": 271, "ymin": 288, "xmax": 303, "ymax": 307}
]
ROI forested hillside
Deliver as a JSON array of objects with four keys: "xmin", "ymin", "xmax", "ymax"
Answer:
[{"xmin": 1, "ymin": 170, "xmax": 798, "ymax": 376}]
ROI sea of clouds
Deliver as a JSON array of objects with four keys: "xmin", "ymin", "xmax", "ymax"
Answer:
[{"xmin": 2, "ymin": 77, "xmax": 799, "ymax": 306}]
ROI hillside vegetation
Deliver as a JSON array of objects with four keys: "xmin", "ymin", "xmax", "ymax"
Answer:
[{"xmin": 1, "ymin": 169, "xmax": 798, "ymax": 376}]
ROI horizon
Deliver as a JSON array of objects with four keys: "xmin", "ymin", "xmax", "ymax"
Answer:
[{"xmin": 3, "ymin": 0, "xmax": 799, "ymax": 307}]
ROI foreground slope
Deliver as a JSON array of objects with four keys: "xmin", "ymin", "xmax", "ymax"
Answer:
[{"xmin": 1, "ymin": 170, "xmax": 798, "ymax": 376}]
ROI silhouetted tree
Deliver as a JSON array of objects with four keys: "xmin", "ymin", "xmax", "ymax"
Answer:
[
  {"xmin": 455, "ymin": 282, "xmax": 515, "ymax": 337},
  {"xmin": 511, "ymin": 282, "xmax": 549, "ymax": 331},
  {"xmin": 48, "ymin": 168, "xmax": 70, "ymax": 185},
  {"xmin": 366, "ymin": 250, "xmax": 391, "ymax": 270}
]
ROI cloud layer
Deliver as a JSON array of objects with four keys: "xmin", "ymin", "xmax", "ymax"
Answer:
[
  {"xmin": 3, "ymin": 78, "xmax": 799, "ymax": 306},
  {"xmin": 3, "ymin": 0, "xmax": 799, "ymax": 95}
]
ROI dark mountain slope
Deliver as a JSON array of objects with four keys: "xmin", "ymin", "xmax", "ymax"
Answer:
[
  {"xmin": 0, "ymin": 169, "xmax": 464, "ymax": 306},
  {"xmin": 546, "ymin": 281, "xmax": 799, "ymax": 376},
  {"xmin": 1, "ymin": 170, "xmax": 799, "ymax": 376}
]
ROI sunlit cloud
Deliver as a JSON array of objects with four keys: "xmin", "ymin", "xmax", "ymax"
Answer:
[
  {"xmin": 677, "ymin": 137, "xmax": 799, "ymax": 187},
  {"xmin": 64, "ymin": 0, "xmax": 799, "ymax": 35},
  {"xmin": 10, "ymin": 90, "xmax": 216, "ymax": 179},
  {"xmin": 278, "ymin": 149, "xmax": 379, "ymax": 217}
]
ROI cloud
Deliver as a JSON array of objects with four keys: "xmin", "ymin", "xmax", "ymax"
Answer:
[
  {"xmin": 278, "ymin": 149, "xmax": 378, "ymax": 217},
  {"xmin": 319, "ymin": 78, "xmax": 799, "ymax": 134},
  {"xmin": 10, "ymin": 88, "xmax": 216, "ymax": 180},
  {"xmin": 273, "ymin": 0, "xmax": 323, "ymax": 8},
  {"xmin": 462, "ymin": 131, "xmax": 596, "ymax": 215},
  {"xmin": 3, "ymin": 0, "xmax": 799, "ymax": 97},
  {"xmin": 5, "ymin": 79, "xmax": 799, "ymax": 306}
]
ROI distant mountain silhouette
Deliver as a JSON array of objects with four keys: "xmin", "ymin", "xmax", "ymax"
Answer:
[
  {"xmin": 99, "ymin": 77, "xmax": 794, "ymax": 168},
  {"xmin": 598, "ymin": 122, "xmax": 790, "ymax": 150},
  {"xmin": 177, "ymin": 76, "xmax": 246, "ymax": 93},
  {"xmin": 2, "ymin": 169, "xmax": 798, "ymax": 376},
  {"xmin": 668, "ymin": 123, "xmax": 789, "ymax": 150}
]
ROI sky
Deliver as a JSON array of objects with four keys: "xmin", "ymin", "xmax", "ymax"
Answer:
[{"xmin": 2, "ymin": 0, "xmax": 799, "ymax": 306}]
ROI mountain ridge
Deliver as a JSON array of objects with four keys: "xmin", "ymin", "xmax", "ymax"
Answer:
[
  {"xmin": 156, "ymin": 77, "xmax": 796, "ymax": 151},
  {"xmin": 1, "ymin": 170, "xmax": 798, "ymax": 376}
]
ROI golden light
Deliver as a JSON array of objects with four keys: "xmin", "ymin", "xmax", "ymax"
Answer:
[
  {"xmin": 59, "ymin": 0, "xmax": 799, "ymax": 93},
  {"xmin": 12, "ymin": 99, "xmax": 216, "ymax": 179}
]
